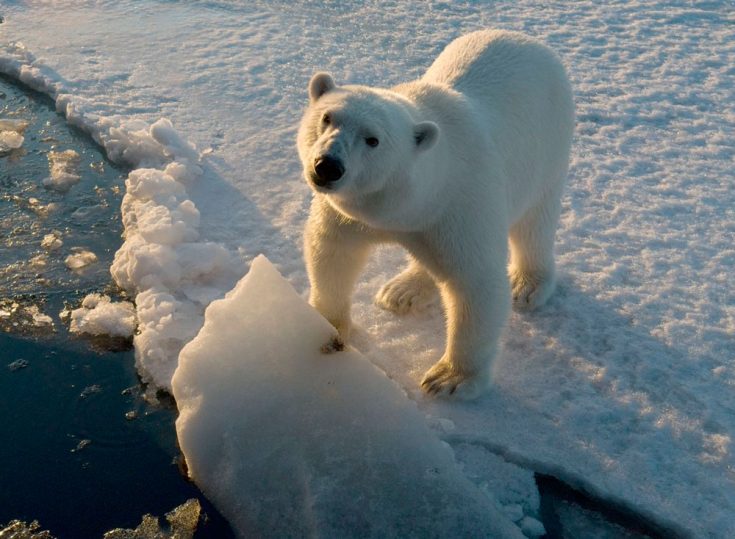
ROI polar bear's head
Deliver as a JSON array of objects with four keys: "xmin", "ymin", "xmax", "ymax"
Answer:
[{"xmin": 297, "ymin": 72, "xmax": 439, "ymax": 229}]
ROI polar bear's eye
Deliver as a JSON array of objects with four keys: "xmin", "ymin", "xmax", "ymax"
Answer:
[
  {"xmin": 365, "ymin": 137, "xmax": 379, "ymax": 148},
  {"xmin": 322, "ymin": 113, "xmax": 331, "ymax": 125}
]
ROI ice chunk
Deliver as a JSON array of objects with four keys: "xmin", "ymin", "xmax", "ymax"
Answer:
[
  {"xmin": 0, "ymin": 118, "xmax": 29, "ymax": 153},
  {"xmin": 172, "ymin": 256, "xmax": 522, "ymax": 538},
  {"xmin": 8, "ymin": 359, "xmax": 29, "ymax": 371},
  {"xmin": 0, "ymin": 119, "xmax": 30, "ymax": 132},
  {"xmin": 43, "ymin": 149, "xmax": 81, "ymax": 192},
  {"xmin": 64, "ymin": 248, "xmax": 97, "ymax": 270},
  {"xmin": 0, "ymin": 519, "xmax": 55, "ymax": 538},
  {"xmin": 71, "ymin": 438, "xmax": 91, "ymax": 452},
  {"xmin": 102, "ymin": 498, "xmax": 201, "ymax": 539},
  {"xmin": 25, "ymin": 305, "xmax": 53, "ymax": 326},
  {"xmin": 0, "ymin": 130, "xmax": 24, "ymax": 151},
  {"xmin": 520, "ymin": 516, "xmax": 546, "ymax": 537},
  {"xmin": 28, "ymin": 254, "xmax": 48, "ymax": 269},
  {"xmin": 0, "ymin": 301, "xmax": 54, "ymax": 334},
  {"xmin": 41, "ymin": 231, "xmax": 63, "ymax": 251},
  {"xmin": 68, "ymin": 293, "xmax": 137, "ymax": 338}
]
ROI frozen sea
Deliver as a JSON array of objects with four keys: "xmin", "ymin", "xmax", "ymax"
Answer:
[{"xmin": 1, "ymin": 1, "xmax": 734, "ymax": 538}]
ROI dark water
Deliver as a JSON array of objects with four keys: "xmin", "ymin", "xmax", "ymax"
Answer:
[{"xmin": 0, "ymin": 75, "xmax": 233, "ymax": 538}]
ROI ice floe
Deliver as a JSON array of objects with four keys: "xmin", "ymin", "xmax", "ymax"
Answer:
[
  {"xmin": 173, "ymin": 255, "xmax": 523, "ymax": 538},
  {"xmin": 67, "ymin": 294, "xmax": 136, "ymax": 338}
]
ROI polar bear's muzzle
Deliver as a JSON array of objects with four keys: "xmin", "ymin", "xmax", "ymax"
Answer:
[{"xmin": 312, "ymin": 155, "xmax": 345, "ymax": 188}]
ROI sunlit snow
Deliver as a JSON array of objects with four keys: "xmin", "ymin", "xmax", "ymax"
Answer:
[{"xmin": 1, "ymin": 1, "xmax": 733, "ymax": 537}]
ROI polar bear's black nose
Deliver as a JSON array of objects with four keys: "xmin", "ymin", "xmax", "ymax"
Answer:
[{"xmin": 313, "ymin": 156, "xmax": 344, "ymax": 186}]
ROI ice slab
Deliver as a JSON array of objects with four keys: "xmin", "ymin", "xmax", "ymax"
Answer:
[{"xmin": 172, "ymin": 255, "xmax": 522, "ymax": 538}]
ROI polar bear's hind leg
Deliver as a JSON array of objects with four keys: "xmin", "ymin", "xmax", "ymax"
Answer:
[{"xmin": 508, "ymin": 194, "xmax": 562, "ymax": 310}]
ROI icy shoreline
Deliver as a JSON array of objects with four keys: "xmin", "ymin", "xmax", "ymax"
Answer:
[
  {"xmin": 1, "ymin": 42, "xmax": 239, "ymax": 390},
  {"xmin": 2, "ymin": 1, "xmax": 734, "ymax": 534}
]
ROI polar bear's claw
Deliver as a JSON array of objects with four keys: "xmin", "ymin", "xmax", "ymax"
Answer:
[
  {"xmin": 421, "ymin": 359, "xmax": 489, "ymax": 399},
  {"xmin": 510, "ymin": 270, "xmax": 556, "ymax": 311}
]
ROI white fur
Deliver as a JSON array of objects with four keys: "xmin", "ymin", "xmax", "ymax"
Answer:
[{"xmin": 298, "ymin": 30, "xmax": 574, "ymax": 399}]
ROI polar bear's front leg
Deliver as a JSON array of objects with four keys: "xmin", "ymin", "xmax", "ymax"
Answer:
[
  {"xmin": 420, "ymin": 261, "xmax": 511, "ymax": 399},
  {"xmin": 305, "ymin": 199, "xmax": 373, "ymax": 342}
]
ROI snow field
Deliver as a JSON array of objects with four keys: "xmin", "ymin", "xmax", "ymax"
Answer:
[{"xmin": 1, "ymin": 1, "xmax": 733, "ymax": 536}]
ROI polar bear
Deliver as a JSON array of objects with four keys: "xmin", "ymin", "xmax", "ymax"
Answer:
[{"xmin": 298, "ymin": 30, "xmax": 574, "ymax": 398}]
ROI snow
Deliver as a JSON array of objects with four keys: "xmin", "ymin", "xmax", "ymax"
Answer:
[
  {"xmin": 110, "ymin": 155, "xmax": 238, "ymax": 386},
  {"xmin": 172, "ymin": 255, "xmax": 523, "ymax": 538},
  {"xmin": 67, "ymin": 294, "xmax": 137, "ymax": 338},
  {"xmin": 1, "ymin": 1, "xmax": 733, "ymax": 537}
]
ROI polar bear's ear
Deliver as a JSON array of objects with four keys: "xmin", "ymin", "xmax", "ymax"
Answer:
[
  {"xmin": 309, "ymin": 72, "xmax": 336, "ymax": 102},
  {"xmin": 414, "ymin": 121, "xmax": 439, "ymax": 152}
]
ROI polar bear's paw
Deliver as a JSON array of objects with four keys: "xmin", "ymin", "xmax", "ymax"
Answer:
[
  {"xmin": 510, "ymin": 269, "xmax": 556, "ymax": 311},
  {"xmin": 421, "ymin": 359, "xmax": 489, "ymax": 399},
  {"xmin": 375, "ymin": 270, "xmax": 437, "ymax": 315}
]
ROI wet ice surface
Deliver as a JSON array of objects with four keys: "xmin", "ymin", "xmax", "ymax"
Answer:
[
  {"xmin": 0, "ymin": 76, "xmax": 233, "ymax": 538},
  {"xmin": 0, "ymin": 73, "xmax": 122, "ymax": 334}
]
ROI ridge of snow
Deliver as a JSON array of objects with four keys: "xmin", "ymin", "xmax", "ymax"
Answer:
[{"xmin": 0, "ymin": 41, "xmax": 239, "ymax": 390}]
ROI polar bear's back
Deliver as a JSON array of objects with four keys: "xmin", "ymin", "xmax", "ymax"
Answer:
[
  {"xmin": 424, "ymin": 30, "xmax": 568, "ymax": 101},
  {"xmin": 424, "ymin": 30, "xmax": 574, "ymax": 220}
]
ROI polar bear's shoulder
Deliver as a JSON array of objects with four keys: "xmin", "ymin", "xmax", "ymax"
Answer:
[{"xmin": 391, "ymin": 80, "xmax": 470, "ymax": 124}]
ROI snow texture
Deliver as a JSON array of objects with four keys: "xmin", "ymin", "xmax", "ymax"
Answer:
[
  {"xmin": 173, "ymin": 255, "xmax": 523, "ymax": 539},
  {"xmin": 1, "ymin": 1, "xmax": 734, "ymax": 537},
  {"xmin": 68, "ymin": 294, "xmax": 137, "ymax": 338}
]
